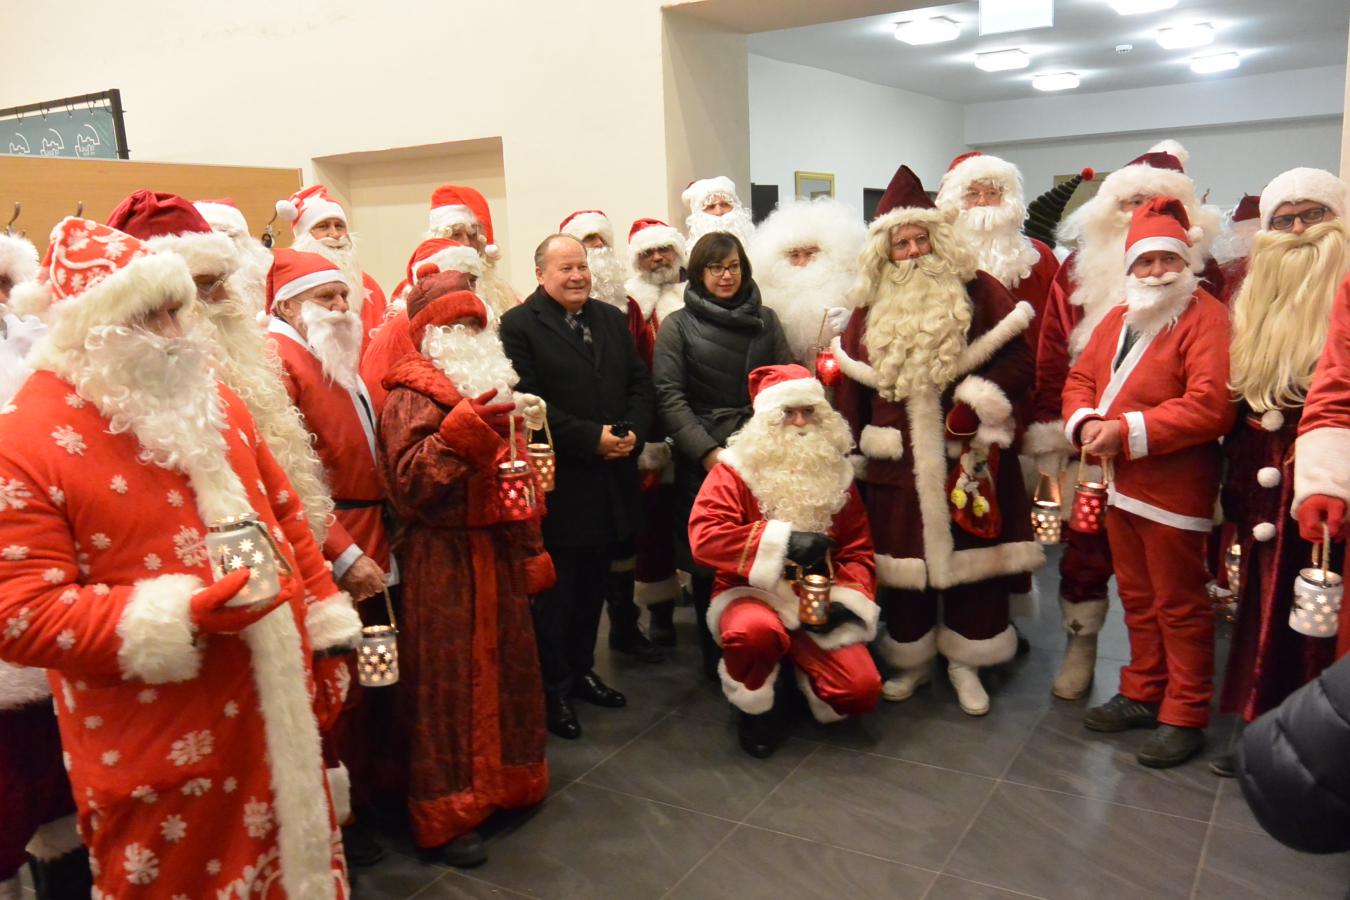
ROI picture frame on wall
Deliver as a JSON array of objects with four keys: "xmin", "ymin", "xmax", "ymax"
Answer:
[{"xmin": 794, "ymin": 171, "xmax": 835, "ymax": 200}]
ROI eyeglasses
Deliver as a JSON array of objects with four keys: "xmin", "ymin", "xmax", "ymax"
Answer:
[
  {"xmin": 963, "ymin": 187, "xmax": 1004, "ymax": 204},
  {"xmin": 1270, "ymin": 206, "xmax": 1329, "ymax": 231},
  {"xmin": 639, "ymin": 246, "xmax": 675, "ymax": 260},
  {"xmin": 706, "ymin": 263, "xmax": 742, "ymax": 278},
  {"xmin": 195, "ymin": 276, "xmax": 227, "ymax": 299}
]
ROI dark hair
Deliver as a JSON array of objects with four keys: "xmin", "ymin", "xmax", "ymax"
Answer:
[{"xmin": 686, "ymin": 232, "xmax": 752, "ymax": 286}]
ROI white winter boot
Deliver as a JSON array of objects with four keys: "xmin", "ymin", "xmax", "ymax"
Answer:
[
  {"xmin": 947, "ymin": 662, "xmax": 990, "ymax": 716},
  {"xmin": 1053, "ymin": 632, "xmax": 1098, "ymax": 700},
  {"xmin": 882, "ymin": 666, "xmax": 931, "ymax": 702}
]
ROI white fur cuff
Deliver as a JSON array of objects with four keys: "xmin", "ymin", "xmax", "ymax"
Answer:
[
  {"xmin": 875, "ymin": 553, "xmax": 928, "ymax": 590},
  {"xmin": 953, "ymin": 375, "xmax": 1012, "ymax": 424},
  {"xmin": 936, "ymin": 624, "xmax": 1017, "ymax": 667},
  {"xmin": 116, "ymin": 574, "xmax": 204, "ymax": 684},
  {"xmin": 806, "ymin": 586, "xmax": 879, "ymax": 651},
  {"xmin": 719, "ymin": 659, "xmax": 778, "ymax": 715},
  {"xmin": 747, "ymin": 519, "xmax": 793, "ymax": 590},
  {"xmin": 306, "ymin": 593, "xmax": 361, "ymax": 653},
  {"xmin": 25, "ymin": 814, "xmax": 82, "ymax": 861},
  {"xmin": 1024, "ymin": 420, "xmax": 1072, "ymax": 458},
  {"xmin": 1294, "ymin": 427, "xmax": 1350, "ymax": 510},
  {"xmin": 1060, "ymin": 596, "xmax": 1108, "ymax": 636},
  {"xmin": 0, "ymin": 660, "xmax": 52, "ymax": 710},
  {"xmin": 634, "ymin": 576, "xmax": 681, "ymax": 607},
  {"xmin": 795, "ymin": 667, "xmax": 846, "ymax": 724},
  {"xmin": 859, "ymin": 425, "xmax": 904, "ymax": 460},
  {"xmin": 874, "ymin": 629, "xmax": 937, "ymax": 669},
  {"xmin": 327, "ymin": 764, "xmax": 352, "ymax": 823}
]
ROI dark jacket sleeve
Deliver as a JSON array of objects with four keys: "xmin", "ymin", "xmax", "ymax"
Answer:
[
  {"xmin": 499, "ymin": 309, "xmax": 603, "ymax": 460},
  {"xmin": 653, "ymin": 311, "xmax": 720, "ymax": 464},
  {"xmin": 763, "ymin": 308, "xmax": 794, "ymax": 367},
  {"xmin": 1238, "ymin": 654, "xmax": 1350, "ymax": 854}
]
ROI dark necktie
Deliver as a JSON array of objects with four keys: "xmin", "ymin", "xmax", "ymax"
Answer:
[
  {"xmin": 567, "ymin": 311, "xmax": 592, "ymax": 347},
  {"xmin": 1114, "ymin": 327, "xmax": 1139, "ymax": 371}
]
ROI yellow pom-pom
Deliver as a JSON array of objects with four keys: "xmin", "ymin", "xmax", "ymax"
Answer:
[
  {"xmin": 973, "ymin": 495, "xmax": 990, "ymax": 517},
  {"xmin": 950, "ymin": 487, "xmax": 968, "ymax": 509}
]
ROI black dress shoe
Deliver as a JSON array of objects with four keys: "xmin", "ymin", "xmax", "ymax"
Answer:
[
  {"xmin": 609, "ymin": 625, "xmax": 667, "ymax": 663},
  {"xmin": 648, "ymin": 599, "xmax": 677, "ymax": 647},
  {"xmin": 440, "ymin": 830, "xmax": 487, "ymax": 868},
  {"xmin": 1083, "ymin": 693, "xmax": 1160, "ymax": 733},
  {"xmin": 1208, "ymin": 751, "xmax": 1236, "ymax": 778},
  {"xmin": 738, "ymin": 711, "xmax": 777, "ymax": 759},
  {"xmin": 1137, "ymin": 724, "xmax": 1205, "ymax": 769},
  {"xmin": 342, "ymin": 823, "xmax": 386, "ymax": 868},
  {"xmin": 27, "ymin": 848, "xmax": 93, "ymax": 899},
  {"xmin": 573, "ymin": 672, "xmax": 627, "ymax": 708},
  {"xmin": 546, "ymin": 694, "xmax": 582, "ymax": 739}
]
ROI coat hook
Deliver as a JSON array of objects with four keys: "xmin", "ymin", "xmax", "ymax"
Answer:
[
  {"xmin": 261, "ymin": 208, "xmax": 279, "ymax": 249},
  {"xmin": 75, "ymin": 201, "xmax": 85, "ymax": 218},
  {"xmin": 5, "ymin": 202, "xmax": 19, "ymax": 236}
]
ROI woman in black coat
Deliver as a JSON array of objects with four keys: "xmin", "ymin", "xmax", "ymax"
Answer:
[
  {"xmin": 1238, "ymin": 652, "xmax": 1350, "ymax": 854},
  {"xmin": 652, "ymin": 232, "xmax": 792, "ymax": 677}
]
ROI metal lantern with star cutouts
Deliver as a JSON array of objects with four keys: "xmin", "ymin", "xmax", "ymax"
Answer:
[
  {"xmin": 1030, "ymin": 472, "xmax": 1063, "ymax": 544},
  {"xmin": 206, "ymin": 514, "xmax": 290, "ymax": 607},
  {"xmin": 528, "ymin": 417, "xmax": 556, "ymax": 493},
  {"xmin": 1290, "ymin": 525, "xmax": 1342, "ymax": 638},
  {"xmin": 1069, "ymin": 450, "xmax": 1110, "ymax": 535},
  {"xmin": 357, "ymin": 588, "xmax": 400, "ymax": 687},
  {"xmin": 498, "ymin": 415, "xmax": 538, "ymax": 521},
  {"xmin": 790, "ymin": 551, "xmax": 834, "ymax": 629}
]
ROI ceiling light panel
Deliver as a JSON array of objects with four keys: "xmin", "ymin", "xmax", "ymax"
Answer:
[
  {"xmin": 894, "ymin": 16, "xmax": 961, "ymax": 45},
  {"xmin": 979, "ymin": 0, "xmax": 1053, "ymax": 36},
  {"xmin": 1109, "ymin": 0, "xmax": 1178, "ymax": 14},
  {"xmin": 1032, "ymin": 72, "xmax": 1080, "ymax": 91},
  {"xmin": 1156, "ymin": 22, "xmax": 1216, "ymax": 50},
  {"xmin": 976, "ymin": 48, "xmax": 1031, "ymax": 71},
  {"xmin": 1191, "ymin": 52, "xmax": 1240, "ymax": 74}
]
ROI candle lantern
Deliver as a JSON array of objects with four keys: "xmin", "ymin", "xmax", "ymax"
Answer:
[
  {"xmin": 498, "ymin": 416, "xmax": 538, "ymax": 521},
  {"xmin": 1225, "ymin": 542, "xmax": 1242, "ymax": 596},
  {"xmin": 792, "ymin": 552, "xmax": 834, "ymax": 628},
  {"xmin": 1290, "ymin": 525, "xmax": 1342, "ymax": 638},
  {"xmin": 528, "ymin": 417, "xmax": 556, "ymax": 493},
  {"xmin": 814, "ymin": 347, "xmax": 842, "ymax": 387},
  {"xmin": 1030, "ymin": 473, "xmax": 1063, "ymax": 544},
  {"xmin": 357, "ymin": 588, "xmax": 399, "ymax": 687},
  {"xmin": 206, "ymin": 513, "xmax": 291, "ymax": 608},
  {"xmin": 1069, "ymin": 450, "xmax": 1110, "ymax": 535}
]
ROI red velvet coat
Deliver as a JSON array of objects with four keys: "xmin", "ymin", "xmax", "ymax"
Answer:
[
  {"xmin": 1011, "ymin": 239, "xmax": 1060, "ymax": 353},
  {"xmin": 357, "ymin": 271, "xmax": 388, "ymax": 346},
  {"xmin": 359, "ymin": 310, "xmax": 414, "ymax": 418},
  {"xmin": 377, "ymin": 355, "xmax": 553, "ymax": 848},
  {"xmin": 0, "ymin": 372, "xmax": 358, "ymax": 898},
  {"xmin": 689, "ymin": 461, "xmax": 879, "ymax": 651},
  {"xmin": 268, "ymin": 319, "xmax": 392, "ymax": 582},
  {"xmin": 832, "ymin": 275, "xmax": 1043, "ymax": 593}
]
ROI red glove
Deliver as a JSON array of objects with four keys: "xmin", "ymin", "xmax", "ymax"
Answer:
[
  {"xmin": 191, "ymin": 570, "xmax": 293, "ymax": 634},
  {"xmin": 946, "ymin": 403, "xmax": 979, "ymax": 440},
  {"xmin": 470, "ymin": 389, "xmax": 515, "ymax": 435},
  {"xmin": 1297, "ymin": 495, "xmax": 1348, "ymax": 543}
]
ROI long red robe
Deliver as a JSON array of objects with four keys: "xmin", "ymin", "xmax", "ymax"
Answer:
[{"xmin": 377, "ymin": 354, "xmax": 552, "ymax": 848}]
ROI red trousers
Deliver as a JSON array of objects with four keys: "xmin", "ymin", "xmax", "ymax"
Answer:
[
  {"xmin": 1061, "ymin": 525, "xmax": 1114, "ymax": 604},
  {"xmin": 720, "ymin": 599, "xmax": 880, "ymax": 719},
  {"xmin": 633, "ymin": 484, "xmax": 679, "ymax": 605},
  {"xmin": 1106, "ymin": 508, "xmax": 1215, "ymax": 728}
]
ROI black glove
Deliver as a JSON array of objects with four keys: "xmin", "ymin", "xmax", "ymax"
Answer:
[
  {"xmin": 786, "ymin": 531, "xmax": 833, "ymax": 568},
  {"xmin": 802, "ymin": 601, "xmax": 857, "ymax": 634}
]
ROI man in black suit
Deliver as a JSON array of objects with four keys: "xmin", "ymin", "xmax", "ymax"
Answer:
[{"xmin": 500, "ymin": 234, "xmax": 656, "ymax": 739}]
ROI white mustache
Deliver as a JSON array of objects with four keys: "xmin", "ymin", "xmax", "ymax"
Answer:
[{"xmin": 1130, "ymin": 271, "xmax": 1183, "ymax": 287}]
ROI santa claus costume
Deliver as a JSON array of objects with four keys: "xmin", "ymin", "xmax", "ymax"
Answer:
[
  {"xmin": 683, "ymin": 176, "xmax": 756, "ymax": 248},
  {"xmin": 276, "ymin": 185, "xmax": 388, "ymax": 343},
  {"xmin": 426, "ymin": 184, "xmax": 518, "ymax": 317},
  {"xmin": 1025, "ymin": 140, "xmax": 1225, "ymax": 700},
  {"xmin": 0, "ymin": 232, "xmax": 91, "ymax": 900},
  {"xmin": 361, "ymin": 239, "xmax": 483, "ymax": 415},
  {"xmin": 936, "ymin": 151, "xmax": 1061, "ymax": 353},
  {"xmin": 689, "ymin": 365, "xmax": 881, "ymax": 757},
  {"xmin": 1220, "ymin": 169, "xmax": 1350, "ymax": 727},
  {"xmin": 1062, "ymin": 197, "xmax": 1235, "ymax": 767},
  {"xmin": 377, "ymin": 284, "xmax": 552, "ymax": 864},
  {"xmin": 832, "ymin": 165, "xmax": 1041, "ymax": 717},
  {"xmin": 750, "ymin": 198, "xmax": 866, "ymax": 364},
  {"xmin": 0, "ymin": 218, "xmax": 360, "ymax": 896}
]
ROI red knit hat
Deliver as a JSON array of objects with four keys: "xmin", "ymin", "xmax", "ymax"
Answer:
[
  {"xmin": 265, "ymin": 248, "xmax": 346, "ymax": 314},
  {"xmin": 429, "ymin": 184, "xmax": 498, "ymax": 252},
  {"xmin": 409, "ymin": 288, "xmax": 490, "ymax": 348},
  {"xmin": 1125, "ymin": 196, "xmax": 1201, "ymax": 269},
  {"xmin": 747, "ymin": 363, "xmax": 825, "ymax": 413},
  {"xmin": 106, "ymin": 190, "xmax": 236, "ymax": 276},
  {"xmin": 559, "ymin": 210, "xmax": 613, "ymax": 247},
  {"xmin": 405, "ymin": 238, "xmax": 483, "ymax": 286},
  {"xmin": 626, "ymin": 218, "xmax": 685, "ymax": 268},
  {"xmin": 276, "ymin": 185, "xmax": 346, "ymax": 236}
]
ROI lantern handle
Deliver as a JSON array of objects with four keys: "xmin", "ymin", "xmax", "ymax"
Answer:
[
  {"xmin": 532, "ymin": 414, "xmax": 554, "ymax": 450},
  {"xmin": 825, "ymin": 548, "xmax": 834, "ymax": 581},
  {"xmin": 1102, "ymin": 456, "xmax": 1114, "ymax": 485},
  {"xmin": 380, "ymin": 586, "xmax": 397, "ymax": 631},
  {"xmin": 507, "ymin": 410, "xmax": 518, "ymax": 463},
  {"xmin": 1321, "ymin": 522, "xmax": 1332, "ymax": 582},
  {"xmin": 815, "ymin": 308, "xmax": 830, "ymax": 349}
]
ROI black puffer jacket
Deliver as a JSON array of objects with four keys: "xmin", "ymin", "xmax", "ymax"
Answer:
[
  {"xmin": 652, "ymin": 280, "xmax": 791, "ymax": 563},
  {"xmin": 1238, "ymin": 653, "xmax": 1350, "ymax": 854}
]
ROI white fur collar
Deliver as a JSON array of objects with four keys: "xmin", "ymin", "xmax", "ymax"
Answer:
[{"xmin": 625, "ymin": 276, "xmax": 685, "ymax": 323}]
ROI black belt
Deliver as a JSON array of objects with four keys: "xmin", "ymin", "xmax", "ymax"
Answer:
[{"xmin": 334, "ymin": 498, "xmax": 383, "ymax": 510}]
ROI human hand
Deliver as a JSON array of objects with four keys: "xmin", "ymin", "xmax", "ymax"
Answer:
[
  {"xmin": 470, "ymin": 389, "xmax": 515, "ymax": 434},
  {"xmin": 1297, "ymin": 495, "xmax": 1347, "ymax": 543},
  {"xmin": 192, "ymin": 569, "xmax": 290, "ymax": 634},
  {"xmin": 1081, "ymin": 419, "xmax": 1122, "ymax": 459},
  {"xmin": 338, "ymin": 555, "xmax": 387, "ymax": 602},
  {"xmin": 598, "ymin": 425, "xmax": 636, "ymax": 460}
]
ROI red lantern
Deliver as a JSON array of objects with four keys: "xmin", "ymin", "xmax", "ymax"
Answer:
[
  {"xmin": 815, "ymin": 347, "xmax": 841, "ymax": 386},
  {"xmin": 497, "ymin": 459, "xmax": 536, "ymax": 521},
  {"xmin": 1069, "ymin": 450, "xmax": 1111, "ymax": 535}
]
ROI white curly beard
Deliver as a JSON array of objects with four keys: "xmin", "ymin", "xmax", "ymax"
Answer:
[
  {"xmin": 586, "ymin": 245, "xmax": 631, "ymax": 311},
  {"xmin": 954, "ymin": 202, "xmax": 1041, "ymax": 289},
  {"xmin": 725, "ymin": 409, "xmax": 855, "ymax": 534},
  {"xmin": 686, "ymin": 205, "xmax": 755, "ymax": 248},
  {"xmin": 757, "ymin": 255, "xmax": 856, "ymax": 363},
  {"xmin": 291, "ymin": 231, "xmax": 366, "ymax": 316},
  {"xmin": 297, "ymin": 302, "xmax": 362, "ymax": 391},
  {"xmin": 863, "ymin": 257, "xmax": 972, "ymax": 401},
  {"xmin": 421, "ymin": 323, "xmax": 519, "ymax": 401},
  {"xmin": 1123, "ymin": 269, "xmax": 1198, "ymax": 336}
]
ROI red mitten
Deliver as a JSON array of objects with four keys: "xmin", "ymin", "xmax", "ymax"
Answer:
[
  {"xmin": 191, "ymin": 570, "xmax": 292, "ymax": 634},
  {"xmin": 945, "ymin": 403, "xmax": 979, "ymax": 439},
  {"xmin": 470, "ymin": 389, "xmax": 515, "ymax": 435},
  {"xmin": 1297, "ymin": 495, "xmax": 1348, "ymax": 543}
]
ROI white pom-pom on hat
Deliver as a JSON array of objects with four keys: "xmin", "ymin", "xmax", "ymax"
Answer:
[
  {"xmin": 1149, "ymin": 139, "xmax": 1189, "ymax": 166},
  {"xmin": 1186, "ymin": 226, "xmax": 1204, "ymax": 242},
  {"xmin": 1257, "ymin": 467, "xmax": 1282, "ymax": 488},
  {"xmin": 1253, "ymin": 522, "xmax": 1277, "ymax": 542},
  {"xmin": 484, "ymin": 243, "xmax": 501, "ymax": 262},
  {"xmin": 1260, "ymin": 409, "xmax": 1285, "ymax": 432},
  {"xmin": 275, "ymin": 199, "xmax": 299, "ymax": 224}
]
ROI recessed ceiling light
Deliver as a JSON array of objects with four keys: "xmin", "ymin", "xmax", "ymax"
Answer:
[
  {"xmin": 1032, "ymin": 72, "xmax": 1080, "ymax": 91},
  {"xmin": 1191, "ymin": 52, "xmax": 1240, "ymax": 74},
  {"xmin": 894, "ymin": 16, "xmax": 961, "ymax": 45},
  {"xmin": 979, "ymin": 0, "xmax": 1053, "ymax": 36},
  {"xmin": 1109, "ymin": 0, "xmax": 1178, "ymax": 14},
  {"xmin": 1156, "ymin": 22, "xmax": 1216, "ymax": 50},
  {"xmin": 976, "ymin": 48, "xmax": 1031, "ymax": 71}
]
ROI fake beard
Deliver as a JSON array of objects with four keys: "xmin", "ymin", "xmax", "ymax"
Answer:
[
  {"xmin": 1062, "ymin": 208, "xmax": 1133, "ymax": 357},
  {"xmin": 291, "ymin": 231, "xmax": 366, "ymax": 316},
  {"xmin": 226, "ymin": 235, "xmax": 273, "ymax": 318},
  {"xmin": 635, "ymin": 259, "xmax": 680, "ymax": 288},
  {"xmin": 758, "ymin": 255, "xmax": 856, "ymax": 362},
  {"xmin": 421, "ymin": 323, "xmax": 520, "ymax": 401},
  {"xmin": 863, "ymin": 256, "xmax": 972, "ymax": 401},
  {"xmin": 686, "ymin": 204, "xmax": 755, "ymax": 248},
  {"xmin": 724, "ymin": 408, "xmax": 855, "ymax": 534},
  {"xmin": 586, "ymin": 245, "xmax": 631, "ymax": 311},
  {"xmin": 1123, "ymin": 268, "xmax": 1198, "ymax": 336},
  {"xmin": 300, "ymin": 302, "xmax": 363, "ymax": 391},
  {"xmin": 954, "ymin": 201, "xmax": 1041, "ymax": 289},
  {"xmin": 476, "ymin": 261, "xmax": 520, "ymax": 317}
]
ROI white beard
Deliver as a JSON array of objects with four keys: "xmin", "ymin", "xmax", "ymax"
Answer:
[
  {"xmin": 863, "ymin": 257, "xmax": 973, "ymax": 401},
  {"xmin": 1123, "ymin": 269, "xmax": 1198, "ymax": 337},
  {"xmin": 725, "ymin": 410, "xmax": 855, "ymax": 534},
  {"xmin": 955, "ymin": 202, "xmax": 1041, "ymax": 290},
  {"xmin": 299, "ymin": 303, "xmax": 362, "ymax": 391},
  {"xmin": 477, "ymin": 260, "xmax": 520, "ymax": 318},
  {"xmin": 291, "ymin": 231, "xmax": 366, "ymax": 316},
  {"xmin": 586, "ymin": 246, "xmax": 630, "ymax": 311},
  {"xmin": 226, "ymin": 235, "xmax": 273, "ymax": 318},
  {"xmin": 625, "ymin": 269, "xmax": 684, "ymax": 323},
  {"xmin": 758, "ymin": 257, "xmax": 856, "ymax": 363},
  {"xmin": 686, "ymin": 205, "xmax": 755, "ymax": 248},
  {"xmin": 1064, "ymin": 212, "xmax": 1133, "ymax": 358},
  {"xmin": 421, "ymin": 323, "xmax": 519, "ymax": 401}
]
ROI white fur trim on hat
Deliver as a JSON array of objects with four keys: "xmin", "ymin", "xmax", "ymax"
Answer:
[
  {"xmin": 752, "ymin": 375, "xmax": 827, "ymax": 413},
  {"xmin": 0, "ymin": 233, "xmax": 38, "ymax": 285},
  {"xmin": 115, "ymin": 573, "xmax": 204, "ymax": 684},
  {"xmin": 1125, "ymin": 235, "xmax": 1191, "ymax": 269},
  {"xmin": 275, "ymin": 268, "xmax": 347, "ymax": 305},
  {"xmin": 194, "ymin": 201, "xmax": 250, "ymax": 238},
  {"xmin": 146, "ymin": 230, "xmax": 237, "ymax": 277},
  {"xmin": 560, "ymin": 212, "xmax": 614, "ymax": 248},
  {"xmin": 683, "ymin": 176, "xmax": 738, "ymax": 213},
  {"xmin": 868, "ymin": 206, "xmax": 955, "ymax": 240},
  {"xmin": 1252, "ymin": 522, "xmax": 1277, "ymax": 542},
  {"xmin": 428, "ymin": 204, "xmax": 480, "ymax": 235},
  {"xmin": 1257, "ymin": 466, "xmax": 1282, "ymax": 488},
  {"xmin": 416, "ymin": 246, "xmax": 483, "ymax": 282},
  {"xmin": 628, "ymin": 223, "xmax": 686, "ymax": 267},
  {"xmin": 1259, "ymin": 168, "xmax": 1350, "ymax": 227},
  {"xmin": 1097, "ymin": 166, "xmax": 1197, "ymax": 210},
  {"xmin": 936, "ymin": 154, "xmax": 1024, "ymax": 209},
  {"xmin": 28, "ymin": 253, "xmax": 195, "ymax": 346},
  {"xmin": 290, "ymin": 199, "xmax": 345, "ymax": 237}
]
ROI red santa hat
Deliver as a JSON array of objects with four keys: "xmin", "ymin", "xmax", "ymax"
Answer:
[
  {"xmin": 275, "ymin": 185, "xmax": 346, "ymax": 237},
  {"xmin": 408, "ymin": 288, "xmax": 490, "ymax": 348},
  {"xmin": 193, "ymin": 197, "xmax": 251, "ymax": 239},
  {"xmin": 1125, "ymin": 196, "xmax": 1201, "ymax": 270},
  {"xmin": 870, "ymin": 164, "xmax": 953, "ymax": 237},
  {"xmin": 682, "ymin": 176, "xmax": 741, "ymax": 214},
  {"xmin": 748, "ymin": 363, "xmax": 826, "ymax": 414},
  {"xmin": 1258, "ymin": 167, "xmax": 1349, "ymax": 228},
  {"xmin": 265, "ymin": 248, "xmax": 346, "ymax": 314},
  {"xmin": 559, "ymin": 210, "xmax": 614, "ymax": 248},
  {"xmin": 106, "ymin": 190, "xmax": 237, "ymax": 277},
  {"xmin": 428, "ymin": 185, "xmax": 500, "ymax": 259},
  {"xmin": 406, "ymin": 238, "xmax": 484, "ymax": 287},
  {"xmin": 8, "ymin": 217, "xmax": 194, "ymax": 332},
  {"xmin": 0, "ymin": 232, "xmax": 38, "ymax": 288},
  {"xmin": 627, "ymin": 218, "xmax": 686, "ymax": 268},
  {"xmin": 1232, "ymin": 194, "xmax": 1261, "ymax": 223},
  {"xmin": 1095, "ymin": 140, "xmax": 1197, "ymax": 210},
  {"xmin": 935, "ymin": 151, "xmax": 1026, "ymax": 210}
]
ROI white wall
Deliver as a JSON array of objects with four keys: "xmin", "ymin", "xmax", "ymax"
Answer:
[{"xmin": 748, "ymin": 54, "xmax": 964, "ymax": 215}]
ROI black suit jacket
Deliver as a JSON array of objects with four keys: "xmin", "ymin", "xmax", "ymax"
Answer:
[{"xmin": 500, "ymin": 287, "xmax": 656, "ymax": 549}]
